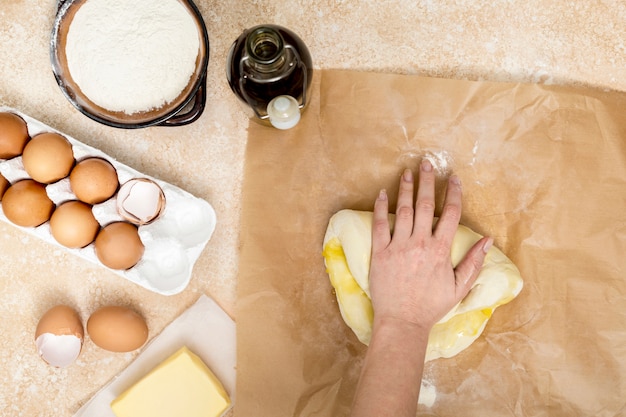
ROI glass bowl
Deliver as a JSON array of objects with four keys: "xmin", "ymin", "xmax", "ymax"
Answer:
[{"xmin": 50, "ymin": 0, "xmax": 209, "ymax": 128}]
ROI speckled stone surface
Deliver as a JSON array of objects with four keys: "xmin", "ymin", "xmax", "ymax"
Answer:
[{"xmin": 0, "ymin": 0, "xmax": 624, "ymax": 415}]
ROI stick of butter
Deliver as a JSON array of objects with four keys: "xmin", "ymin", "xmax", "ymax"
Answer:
[{"xmin": 111, "ymin": 346, "xmax": 231, "ymax": 417}]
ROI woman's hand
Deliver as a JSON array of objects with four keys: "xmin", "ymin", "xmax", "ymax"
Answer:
[
  {"xmin": 351, "ymin": 160, "xmax": 492, "ymax": 417},
  {"xmin": 369, "ymin": 159, "xmax": 492, "ymax": 331}
]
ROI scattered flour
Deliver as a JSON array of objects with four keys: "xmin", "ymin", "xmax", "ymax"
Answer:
[
  {"xmin": 65, "ymin": 0, "xmax": 199, "ymax": 114},
  {"xmin": 397, "ymin": 149, "xmax": 453, "ymax": 176},
  {"xmin": 418, "ymin": 379, "xmax": 437, "ymax": 407},
  {"xmin": 423, "ymin": 149, "xmax": 453, "ymax": 176}
]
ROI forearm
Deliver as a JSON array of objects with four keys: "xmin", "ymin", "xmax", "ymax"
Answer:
[{"xmin": 350, "ymin": 317, "xmax": 430, "ymax": 417}]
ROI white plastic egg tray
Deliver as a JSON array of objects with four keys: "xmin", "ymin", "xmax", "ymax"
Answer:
[{"xmin": 0, "ymin": 107, "xmax": 216, "ymax": 295}]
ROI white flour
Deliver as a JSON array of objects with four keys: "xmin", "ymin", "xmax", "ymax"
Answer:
[
  {"xmin": 65, "ymin": 0, "xmax": 199, "ymax": 114},
  {"xmin": 423, "ymin": 149, "xmax": 453, "ymax": 176},
  {"xmin": 418, "ymin": 379, "xmax": 437, "ymax": 407}
]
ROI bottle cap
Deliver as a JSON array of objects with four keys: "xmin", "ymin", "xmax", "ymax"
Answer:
[{"xmin": 267, "ymin": 95, "xmax": 301, "ymax": 129}]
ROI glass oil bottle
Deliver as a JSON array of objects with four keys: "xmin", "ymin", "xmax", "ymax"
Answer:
[{"xmin": 226, "ymin": 24, "xmax": 313, "ymax": 129}]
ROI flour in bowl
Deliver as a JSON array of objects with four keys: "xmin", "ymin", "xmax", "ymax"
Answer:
[{"xmin": 65, "ymin": 0, "xmax": 200, "ymax": 114}]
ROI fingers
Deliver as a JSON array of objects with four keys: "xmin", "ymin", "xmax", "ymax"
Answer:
[
  {"xmin": 382, "ymin": 161, "xmax": 462, "ymax": 245},
  {"xmin": 434, "ymin": 175, "xmax": 463, "ymax": 245},
  {"xmin": 454, "ymin": 237, "xmax": 493, "ymax": 298},
  {"xmin": 412, "ymin": 159, "xmax": 436, "ymax": 237},
  {"xmin": 392, "ymin": 168, "xmax": 415, "ymax": 241},
  {"xmin": 371, "ymin": 189, "xmax": 391, "ymax": 252}
]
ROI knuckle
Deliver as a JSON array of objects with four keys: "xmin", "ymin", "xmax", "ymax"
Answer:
[
  {"xmin": 413, "ymin": 236, "xmax": 429, "ymax": 250},
  {"xmin": 396, "ymin": 205, "xmax": 414, "ymax": 220},
  {"xmin": 372, "ymin": 218, "xmax": 389, "ymax": 233},
  {"xmin": 435, "ymin": 239, "xmax": 451, "ymax": 257},
  {"xmin": 416, "ymin": 199, "xmax": 436, "ymax": 213},
  {"xmin": 441, "ymin": 203, "xmax": 461, "ymax": 220},
  {"xmin": 472, "ymin": 251, "xmax": 486, "ymax": 270}
]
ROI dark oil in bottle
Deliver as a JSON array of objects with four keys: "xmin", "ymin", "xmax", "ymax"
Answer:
[{"xmin": 226, "ymin": 24, "xmax": 313, "ymax": 122}]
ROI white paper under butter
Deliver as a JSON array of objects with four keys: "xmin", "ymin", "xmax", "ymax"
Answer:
[{"xmin": 73, "ymin": 294, "xmax": 236, "ymax": 417}]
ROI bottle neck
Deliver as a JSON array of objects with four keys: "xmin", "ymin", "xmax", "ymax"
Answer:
[{"xmin": 244, "ymin": 27, "xmax": 291, "ymax": 76}]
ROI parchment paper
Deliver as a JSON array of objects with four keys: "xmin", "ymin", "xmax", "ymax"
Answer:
[
  {"xmin": 74, "ymin": 294, "xmax": 236, "ymax": 417},
  {"xmin": 236, "ymin": 69, "xmax": 626, "ymax": 416}
]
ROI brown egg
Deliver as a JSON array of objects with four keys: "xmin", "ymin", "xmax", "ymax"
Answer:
[
  {"xmin": 22, "ymin": 132, "xmax": 74, "ymax": 184},
  {"xmin": 35, "ymin": 305, "xmax": 84, "ymax": 368},
  {"xmin": 2, "ymin": 179, "xmax": 54, "ymax": 227},
  {"xmin": 0, "ymin": 173, "xmax": 8, "ymax": 200},
  {"xmin": 95, "ymin": 222, "xmax": 144, "ymax": 269},
  {"xmin": 0, "ymin": 112, "xmax": 29, "ymax": 159},
  {"xmin": 50, "ymin": 200, "xmax": 100, "ymax": 248},
  {"xmin": 70, "ymin": 157, "xmax": 119, "ymax": 204},
  {"xmin": 87, "ymin": 306, "xmax": 148, "ymax": 352}
]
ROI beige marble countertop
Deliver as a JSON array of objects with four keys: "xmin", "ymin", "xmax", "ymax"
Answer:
[{"xmin": 0, "ymin": 0, "xmax": 624, "ymax": 415}]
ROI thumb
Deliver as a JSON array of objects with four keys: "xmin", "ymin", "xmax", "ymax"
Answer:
[{"xmin": 454, "ymin": 237, "xmax": 493, "ymax": 300}]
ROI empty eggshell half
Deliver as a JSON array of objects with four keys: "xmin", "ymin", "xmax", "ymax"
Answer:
[
  {"xmin": 116, "ymin": 178, "xmax": 165, "ymax": 225},
  {"xmin": 35, "ymin": 305, "xmax": 84, "ymax": 368}
]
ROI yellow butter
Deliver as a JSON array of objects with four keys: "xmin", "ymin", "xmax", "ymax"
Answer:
[{"xmin": 111, "ymin": 346, "xmax": 231, "ymax": 417}]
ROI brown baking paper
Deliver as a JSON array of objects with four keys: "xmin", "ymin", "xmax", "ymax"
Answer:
[{"xmin": 236, "ymin": 69, "xmax": 626, "ymax": 417}]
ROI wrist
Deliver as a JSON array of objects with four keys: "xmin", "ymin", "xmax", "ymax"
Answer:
[{"xmin": 371, "ymin": 315, "xmax": 432, "ymax": 344}]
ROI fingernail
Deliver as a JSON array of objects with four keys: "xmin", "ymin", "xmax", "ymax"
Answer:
[
  {"xmin": 421, "ymin": 159, "xmax": 433, "ymax": 172},
  {"xmin": 450, "ymin": 175, "xmax": 461, "ymax": 186},
  {"xmin": 378, "ymin": 189, "xmax": 387, "ymax": 201},
  {"xmin": 403, "ymin": 169, "xmax": 413, "ymax": 182},
  {"xmin": 482, "ymin": 237, "xmax": 494, "ymax": 253}
]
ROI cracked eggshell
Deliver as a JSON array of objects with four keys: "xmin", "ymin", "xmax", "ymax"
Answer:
[
  {"xmin": 116, "ymin": 178, "xmax": 165, "ymax": 225},
  {"xmin": 35, "ymin": 305, "xmax": 84, "ymax": 368}
]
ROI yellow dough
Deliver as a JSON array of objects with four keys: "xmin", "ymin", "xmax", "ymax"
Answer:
[{"xmin": 322, "ymin": 209, "xmax": 523, "ymax": 361}]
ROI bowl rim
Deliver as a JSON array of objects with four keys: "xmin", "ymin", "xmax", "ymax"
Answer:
[{"xmin": 50, "ymin": 0, "xmax": 210, "ymax": 129}]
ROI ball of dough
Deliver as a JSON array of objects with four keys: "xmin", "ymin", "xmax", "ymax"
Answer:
[{"xmin": 322, "ymin": 209, "xmax": 524, "ymax": 362}]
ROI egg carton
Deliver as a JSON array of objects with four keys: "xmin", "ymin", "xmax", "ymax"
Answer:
[{"xmin": 0, "ymin": 106, "xmax": 216, "ymax": 295}]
